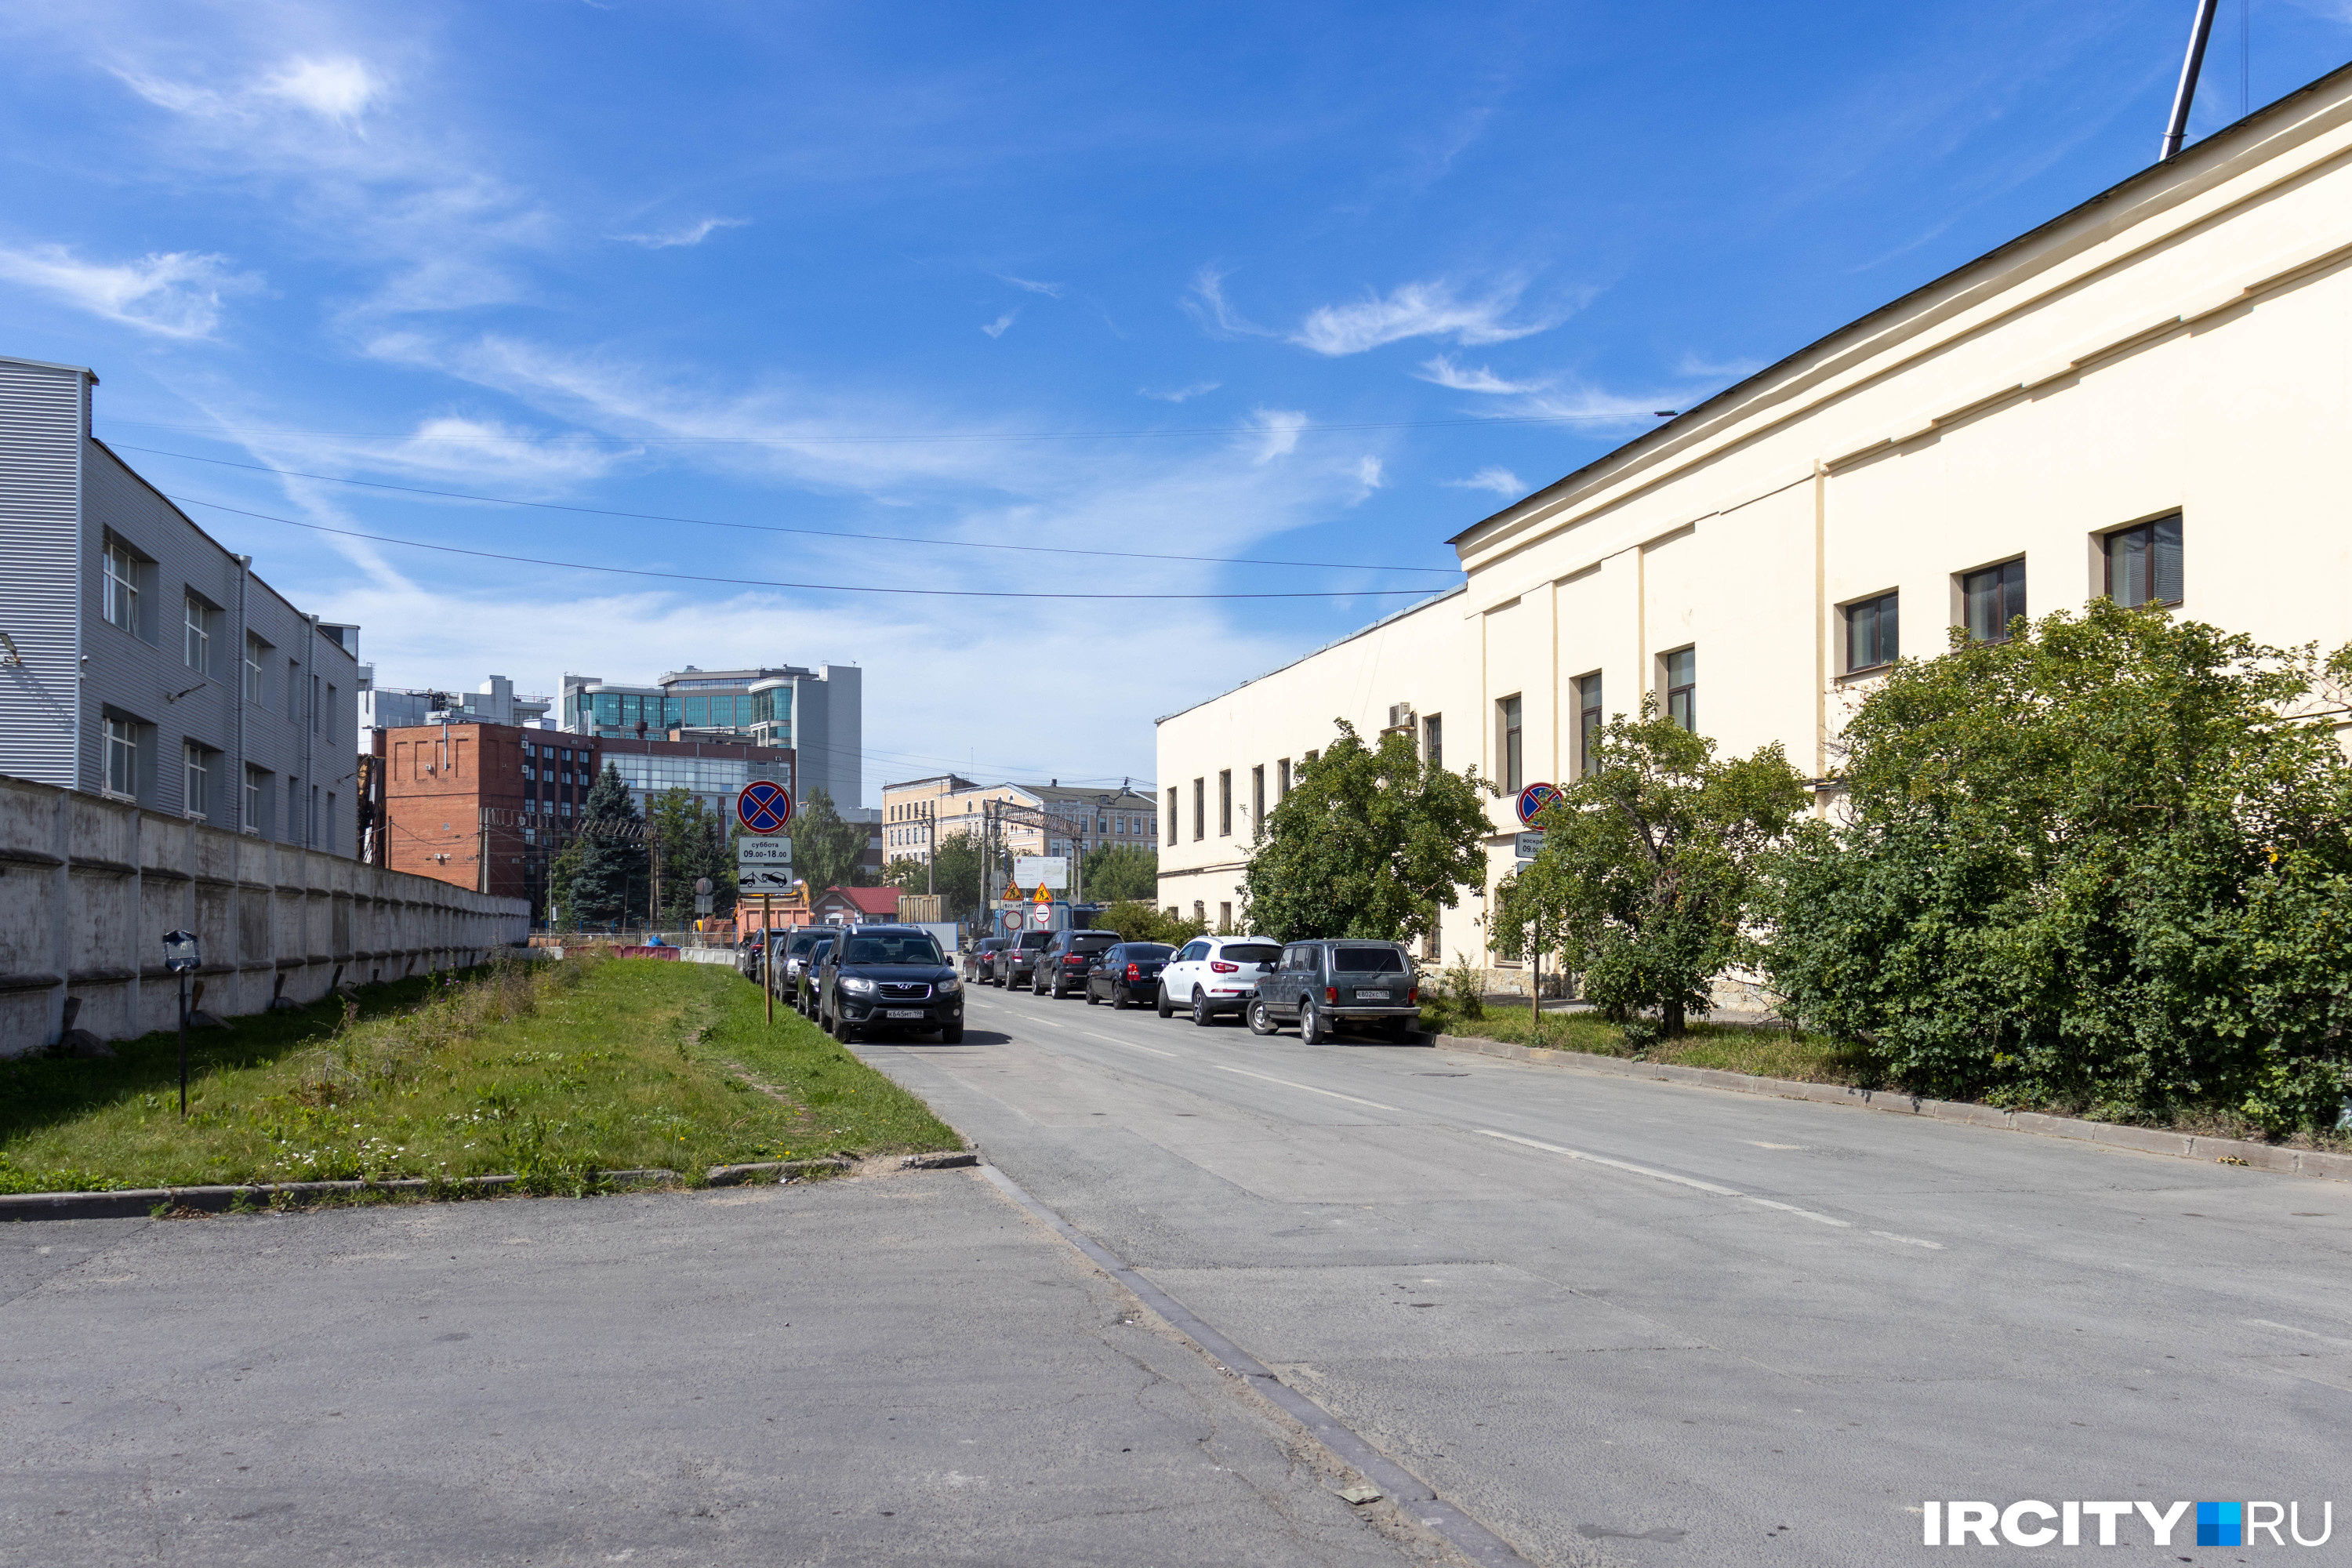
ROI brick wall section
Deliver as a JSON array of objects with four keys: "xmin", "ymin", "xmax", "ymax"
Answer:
[{"xmin": 381, "ymin": 721, "xmax": 529, "ymax": 897}]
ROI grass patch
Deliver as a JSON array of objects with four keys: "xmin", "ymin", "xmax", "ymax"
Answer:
[
  {"xmin": 1419, "ymin": 1004, "xmax": 1876, "ymax": 1086},
  {"xmin": 0, "ymin": 954, "xmax": 959, "ymax": 1196}
]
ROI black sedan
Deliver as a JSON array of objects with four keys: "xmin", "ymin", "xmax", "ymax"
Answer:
[
  {"xmin": 816, "ymin": 926, "xmax": 964, "ymax": 1043},
  {"xmin": 1084, "ymin": 942, "xmax": 1176, "ymax": 1010}
]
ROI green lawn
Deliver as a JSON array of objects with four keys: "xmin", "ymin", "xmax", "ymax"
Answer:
[
  {"xmin": 1421, "ymin": 1004, "xmax": 1878, "ymax": 1086},
  {"xmin": 0, "ymin": 954, "xmax": 959, "ymax": 1196}
]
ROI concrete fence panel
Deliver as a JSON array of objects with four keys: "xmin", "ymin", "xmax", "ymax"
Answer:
[{"xmin": 0, "ymin": 772, "xmax": 531, "ymax": 1056}]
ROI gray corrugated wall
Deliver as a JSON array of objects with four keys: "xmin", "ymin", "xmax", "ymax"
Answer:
[
  {"xmin": 0, "ymin": 358, "xmax": 86, "ymax": 789},
  {"xmin": 77, "ymin": 441, "xmax": 361, "ymax": 848}
]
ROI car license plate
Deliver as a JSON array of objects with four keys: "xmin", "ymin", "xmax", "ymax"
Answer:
[
  {"xmin": 1354, "ymin": 989, "xmax": 1388, "ymax": 1000},
  {"xmin": 884, "ymin": 1008, "xmax": 925, "ymax": 1019}
]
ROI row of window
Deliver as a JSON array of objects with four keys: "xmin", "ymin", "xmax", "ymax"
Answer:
[
  {"xmin": 572, "ymin": 690, "xmax": 791, "ymax": 732},
  {"xmin": 1842, "ymin": 515, "xmax": 2184, "ymax": 675},
  {"xmin": 103, "ymin": 539, "xmax": 336, "ymax": 735},
  {"xmin": 102, "ymin": 715, "xmax": 332, "ymax": 848}
]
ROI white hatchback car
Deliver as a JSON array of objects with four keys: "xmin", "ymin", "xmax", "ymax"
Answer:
[{"xmin": 1156, "ymin": 935, "xmax": 1285, "ymax": 1025}]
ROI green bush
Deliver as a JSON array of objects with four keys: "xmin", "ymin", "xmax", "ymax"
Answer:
[{"xmin": 1766, "ymin": 604, "xmax": 2352, "ymax": 1134}]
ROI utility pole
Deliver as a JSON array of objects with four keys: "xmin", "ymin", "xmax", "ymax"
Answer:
[{"xmin": 926, "ymin": 799, "xmax": 935, "ymax": 897}]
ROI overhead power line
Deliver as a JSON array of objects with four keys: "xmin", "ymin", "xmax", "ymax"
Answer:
[
  {"xmin": 104, "ymin": 408, "xmax": 1679, "ymax": 446},
  {"xmin": 112, "ymin": 444, "xmax": 1461, "ymax": 575},
  {"xmin": 168, "ymin": 494, "xmax": 1450, "ymax": 601}
]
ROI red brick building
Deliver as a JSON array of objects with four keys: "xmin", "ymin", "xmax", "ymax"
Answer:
[{"xmin": 376, "ymin": 721, "xmax": 563, "ymax": 898}]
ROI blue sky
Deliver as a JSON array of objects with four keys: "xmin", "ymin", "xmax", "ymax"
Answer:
[{"xmin": 5, "ymin": 2, "xmax": 2347, "ymax": 805}]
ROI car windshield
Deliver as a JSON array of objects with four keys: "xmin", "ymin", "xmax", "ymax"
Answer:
[
  {"xmin": 808, "ymin": 942, "xmax": 833, "ymax": 964},
  {"xmin": 841, "ymin": 933, "xmax": 944, "ymax": 965},
  {"xmin": 1069, "ymin": 935, "xmax": 1118, "ymax": 952},
  {"xmin": 1124, "ymin": 944, "xmax": 1174, "ymax": 960},
  {"xmin": 786, "ymin": 932, "xmax": 830, "ymax": 957},
  {"xmin": 1018, "ymin": 933, "xmax": 1052, "ymax": 950},
  {"xmin": 1221, "ymin": 944, "xmax": 1282, "ymax": 966},
  {"xmin": 1333, "ymin": 946, "xmax": 1406, "ymax": 973}
]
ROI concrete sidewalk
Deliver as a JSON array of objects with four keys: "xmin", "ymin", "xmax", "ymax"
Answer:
[{"xmin": 1, "ymin": 1171, "xmax": 1448, "ymax": 1568}]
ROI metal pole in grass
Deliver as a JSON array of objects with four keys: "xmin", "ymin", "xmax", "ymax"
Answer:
[
  {"xmin": 162, "ymin": 929, "xmax": 201, "ymax": 1116},
  {"xmin": 763, "ymin": 892, "xmax": 774, "ymax": 1025}
]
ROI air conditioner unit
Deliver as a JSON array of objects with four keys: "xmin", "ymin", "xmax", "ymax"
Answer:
[{"xmin": 1387, "ymin": 703, "xmax": 1416, "ymax": 731}]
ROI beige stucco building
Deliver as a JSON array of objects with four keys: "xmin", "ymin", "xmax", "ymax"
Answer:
[{"xmin": 1157, "ymin": 60, "xmax": 2352, "ymax": 971}]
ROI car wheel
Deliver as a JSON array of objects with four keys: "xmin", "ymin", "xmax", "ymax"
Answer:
[
  {"xmin": 1247, "ymin": 998, "xmax": 1277, "ymax": 1036},
  {"xmin": 1191, "ymin": 989, "xmax": 1216, "ymax": 1027},
  {"xmin": 1385, "ymin": 1018, "xmax": 1414, "ymax": 1044},
  {"xmin": 1299, "ymin": 1000, "xmax": 1324, "ymax": 1045},
  {"xmin": 1085, "ymin": 985, "xmax": 1098, "ymax": 1006},
  {"xmin": 1112, "ymin": 985, "xmax": 1128, "ymax": 1011},
  {"xmin": 1156, "ymin": 985, "xmax": 1174, "ymax": 1018},
  {"xmin": 941, "ymin": 1025, "xmax": 964, "ymax": 1044}
]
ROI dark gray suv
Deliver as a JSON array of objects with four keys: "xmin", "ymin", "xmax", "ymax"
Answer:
[{"xmin": 1247, "ymin": 940, "xmax": 1421, "ymax": 1044}]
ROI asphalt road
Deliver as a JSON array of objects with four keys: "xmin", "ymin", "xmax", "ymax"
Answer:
[
  {"xmin": 2, "ymin": 1168, "xmax": 1450, "ymax": 1568},
  {"xmin": 851, "ymin": 980, "xmax": 2352, "ymax": 1567}
]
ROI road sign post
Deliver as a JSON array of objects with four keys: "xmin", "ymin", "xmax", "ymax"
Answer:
[
  {"xmin": 762, "ymin": 892, "xmax": 774, "ymax": 1025},
  {"xmin": 739, "ymin": 835, "xmax": 794, "ymax": 893},
  {"xmin": 1515, "ymin": 782, "xmax": 1562, "ymax": 828},
  {"xmin": 737, "ymin": 781, "xmax": 795, "ymax": 835}
]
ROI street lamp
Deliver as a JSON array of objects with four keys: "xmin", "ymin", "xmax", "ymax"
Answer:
[{"xmin": 161, "ymin": 928, "xmax": 201, "ymax": 1116}]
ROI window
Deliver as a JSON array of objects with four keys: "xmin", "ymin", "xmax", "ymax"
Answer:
[
  {"xmin": 1422, "ymin": 713, "xmax": 1443, "ymax": 769},
  {"xmin": 245, "ymin": 766, "xmax": 266, "ymax": 833},
  {"xmin": 1278, "ymin": 758, "xmax": 1291, "ymax": 800},
  {"xmin": 1218, "ymin": 770, "xmax": 1232, "ymax": 837},
  {"xmin": 1664, "ymin": 648, "xmax": 1696, "ymax": 731},
  {"xmin": 1192, "ymin": 778, "xmax": 1205, "ymax": 841},
  {"xmin": 183, "ymin": 593, "xmax": 212, "ymax": 673},
  {"xmin": 325, "ymin": 792, "xmax": 336, "ymax": 852},
  {"xmin": 288, "ymin": 659, "xmax": 301, "ymax": 720},
  {"xmin": 1497, "ymin": 695, "xmax": 1523, "ymax": 794},
  {"xmin": 1576, "ymin": 674, "xmax": 1603, "ymax": 776},
  {"xmin": 2105, "ymin": 514, "xmax": 2183, "ymax": 608},
  {"xmin": 1962, "ymin": 558, "xmax": 2027, "ymax": 642},
  {"xmin": 325, "ymin": 684, "xmax": 336, "ymax": 738},
  {"xmin": 1250, "ymin": 765, "xmax": 1265, "ymax": 828},
  {"xmin": 1167, "ymin": 786, "xmax": 1178, "ymax": 846},
  {"xmin": 104, "ymin": 716, "xmax": 139, "ymax": 797},
  {"xmin": 1218, "ymin": 902, "xmax": 1232, "ymax": 933},
  {"xmin": 245, "ymin": 636, "xmax": 266, "ymax": 702},
  {"xmin": 1845, "ymin": 591, "xmax": 1900, "ymax": 673},
  {"xmin": 287, "ymin": 775, "xmax": 299, "ymax": 842},
  {"xmin": 103, "ymin": 539, "xmax": 140, "ymax": 633},
  {"xmin": 183, "ymin": 742, "xmax": 209, "ymax": 817}
]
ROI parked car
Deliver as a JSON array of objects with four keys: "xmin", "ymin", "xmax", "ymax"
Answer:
[
  {"xmin": 1001, "ymin": 929, "xmax": 1054, "ymax": 989},
  {"xmin": 815, "ymin": 924, "xmax": 965, "ymax": 1043},
  {"xmin": 738, "ymin": 932, "xmax": 765, "ymax": 982},
  {"xmin": 1248, "ymin": 940, "xmax": 1421, "ymax": 1043},
  {"xmin": 793, "ymin": 937, "xmax": 835, "ymax": 1017},
  {"xmin": 1085, "ymin": 942, "xmax": 1174, "ymax": 1010},
  {"xmin": 1156, "ymin": 935, "xmax": 1284, "ymax": 1025},
  {"xmin": 1033, "ymin": 928, "xmax": 1123, "ymax": 998},
  {"xmin": 964, "ymin": 936, "xmax": 1011, "ymax": 986},
  {"xmin": 778, "ymin": 926, "xmax": 844, "ymax": 1005}
]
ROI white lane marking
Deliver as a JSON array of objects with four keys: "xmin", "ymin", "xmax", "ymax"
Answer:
[
  {"xmin": 1479, "ymin": 1129, "xmax": 1743, "ymax": 1196},
  {"xmin": 2245, "ymin": 1317, "xmax": 2352, "ymax": 1348},
  {"xmin": 1216, "ymin": 1065, "xmax": 1401, "ymax": 1113},
  {"xmin": 978, "ymin": 997, "xmax": 1178, "ymax": 1058},
  {"xmin": 1870, "ymin": 1231, "xmax": 1945, "ymax": 1250},
  {"xmin": 1748, "ymin": 1198, "xmax": 1853, "ymax": 1229}
]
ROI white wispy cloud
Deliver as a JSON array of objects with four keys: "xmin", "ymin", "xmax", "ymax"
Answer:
[
  {"xmin": 1181, "ymin": 265, "xmax": 1264, "ymax": 339},
  {"xmin": 980, "ymin": 310, "xmax": 1018, "ymax": 338},
  {"xmin": 1250, "ymin": 408, "xmax": 1308, "ymax": 463},
  {"xmin": 1138, "ymin": 381, "xmax": 1219, "ymax": 403},
  {"xmin": 1291, "ymin": 278, "xmax": 1570, "ymax": 356},
  {"xmin": 0, "ymin": 244, "xmax": 258, "ymax": 337},
  {"xmin": 996, "ymin": 274, "xmax": 1065, "ymax": 297},
  {"xmin": 1444, "ymin": 466, "xmax": 1526, "ymax": 498},
  {"xmin": 1352, "ymin": 455, "xmax": 1385, "ymax": 496},
  {"xmin": 118, "ymin": 53, "xmax": 387, "ymax": 127},
  {"xmin": 615, "ymin": 216, "xmax": 748, "ymax": 249},
  {"xmin": 1414, "ymin": 354, "xmax": 1547, "ymax": 394},
  {"xmin": 1675, "ymin": 350, "xmax": 1766, "ymax": 380}
]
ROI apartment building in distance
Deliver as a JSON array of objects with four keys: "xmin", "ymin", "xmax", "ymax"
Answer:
[
  {"xmin": 1158, "ymin": 61, "xmax": 2352, "ymax": 970},
  {"xmin": 560, "ymin": 662, "xmax": 862, "ymax": 808},
  {"xmin": 880, "ymin": 774, "xmax": 1159, "ymax": 867},
  {"xmin": 0, "ymin": 353, "xmax": 361, "ymax": 853}
]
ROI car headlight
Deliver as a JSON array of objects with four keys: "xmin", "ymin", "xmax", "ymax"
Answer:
[
  {"xmin": 939, "ymin": 975, "xmax": 962, "ymax": 993},
  {"xmin": 840, "ymin": 976, "xmax": 875, "ymax": 995}
]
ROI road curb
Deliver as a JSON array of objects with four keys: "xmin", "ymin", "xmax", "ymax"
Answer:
[
  {"xmin": 1432, "ymin": 1034, "xmax": 2352, "ymax": 1182},
  {"xmin": 977, "ymin": 1163, "xmax": 1531, "ymax": 1567}
]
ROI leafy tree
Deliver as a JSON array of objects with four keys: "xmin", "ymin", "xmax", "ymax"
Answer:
[
  {"xmin": 648, "ymin": 788, "xmax": 734, "ymax": 928},
  {"xmin": 1242, "ymin": 720, "xmax": 1490, "ymax": 945},
  {"xmin": 1766, "ymin": 604, "xmax": 2352, "ymax": 1131},
  {"xmin": 879, "ymin": 833, "xmax": 990, "ymax": 923},
  {"xmin": 793, "ymin": 788, "xmax": 871, "ymax": 895},
  {"xmin": 550, "ymin": 764, "xmax": 650, "ymax": 929},
  {"xmin": 1500, "ymin": 704, "xmax": 1806, "ymax": 1037},
  {"xmin": 1093, "ymin": 899, "xmax": 1207, "ymax": 946},
  {"xmin": 1082, "ymin": 842, "xmax": 1160, "ymax": 904}
]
